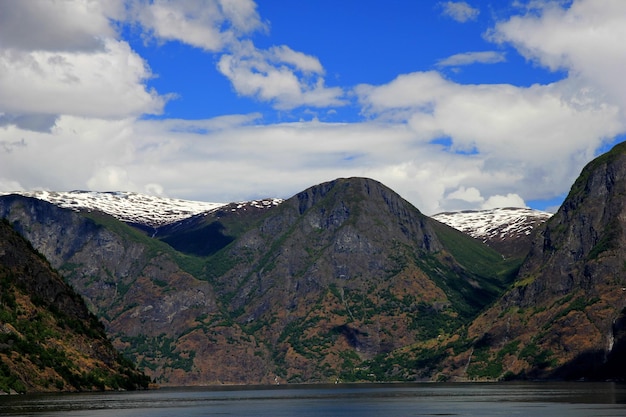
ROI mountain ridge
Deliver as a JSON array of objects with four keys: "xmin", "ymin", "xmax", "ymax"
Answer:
[
  {"xmin": 0, "ymin": 190, "xmax": 547, "ymax": 250},
  {"xmin": 6, "ymin": 147, "xmax": 624, "ymax": 385},
  {"xmin": 0, "ymin": 190, "xmax": 282, "ymax": 228},
  {"xmin": 0, "ymin": 177, "xmax": 520, "ymax": 385}
]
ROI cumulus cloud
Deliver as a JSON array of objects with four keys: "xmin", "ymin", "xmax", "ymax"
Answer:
[
  {"xmin": 0, "ymin": 1, "xmax": 166, "ymax": 126},
  {"xmin": 445, "ymin": 186, "xmax": 526, "ymax": 211},
  {"xmin": 437, "ymin": 51, "xmax": 506, "ymax": 67},
  {"xmin": 0, "ymin": 0, "xmax": 123, "ymax": 52},
  {"xmin": 87, "ymin": 165, "xmax": 136, "ymax": 191},
  {"xmin": 133, "ymin": 0, "xmax": 265, "ymax": 51},
  {"xmin": 439, "ymin": 1, "xmax": 480, "ymax": 23},
  {"xmin": 489, "ymin": 0, "xmax": 626, "ymax": 119},
  {"xmin": 355, "ymin": 69, "xmax": 623, "ymax": 209},
  {"xmin": 0, "ymin": 138, "xmax": 26, "ymax": 153},
  {"xmin": 0, "ymin": 39, "xmax": 165, "ymax": 119},
  {"xmin": 217, "ymin": 41, "xmax": 345, "ymax": 109},
  {"xmin": 130, "ymin": 0, "xmax": 342, "ymax": 110}
]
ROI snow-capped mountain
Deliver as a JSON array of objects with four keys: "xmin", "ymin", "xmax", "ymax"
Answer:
[
  {"xmin": 0, "ymin": 190, "xmax": 282, "ymax": 227},
  {"xmin": 433, "ymin": 207, "xmax": 552, "ymax": 258}
]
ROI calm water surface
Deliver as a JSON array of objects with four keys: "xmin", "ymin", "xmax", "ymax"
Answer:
[{"xmin": 1, "ymin": 382, "xmax": 626, "ymax": 417}]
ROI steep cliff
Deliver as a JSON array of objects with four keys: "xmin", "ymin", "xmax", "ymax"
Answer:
[
  {"xmin": 442, "ymin": 141, "xmax": 626, "ymax": 381},
  {"xmin": 0, "ymin": 219, "xmax": 149, "ymax": 393}
]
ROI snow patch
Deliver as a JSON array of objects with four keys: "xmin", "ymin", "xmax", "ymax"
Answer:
[
  {"xmin": 0, "ymin": 190, "xmax": 281, "ymax": 227},
  {"xmin": 432, "ymin": 207, "xmax": 552, "ymax": 242}
]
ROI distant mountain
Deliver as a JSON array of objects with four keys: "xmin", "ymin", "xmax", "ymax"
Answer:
[
  {"xmin": 0, "ymin": 178, "xmax": 519, "ymax": 385},
  {"xmin": 0, "ymin": 191, "xmax": 547, "ymax": 259},
  {"xmin": 0, "ymin": 190, "xmax": 280, "ymax": 227},
  {"xmin": 0, "ymin": 219, "xmax": 150, "ymax": 393},
  {"xmin": 439, "ymin": 141, "xmax": 626, "ymax": 381},
  {"xmin": 433, "ymin": 208, "xmax": 552, "ymax": 259}
]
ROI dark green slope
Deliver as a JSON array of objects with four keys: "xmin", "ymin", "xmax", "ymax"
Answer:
[{"xmin": 0, "ymin": 219, "xmax": 149, "ymax": 393}]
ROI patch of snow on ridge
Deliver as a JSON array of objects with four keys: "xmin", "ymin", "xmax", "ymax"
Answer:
[
  {"xmin": 233, "ymin": 198, "xmax": 283, "ymax": 211},
  {"xmin": 432, "ymin": 207, "xmax": 552, "ymax": 242},
  {"xmin": 0, "ymin": 190, "xmax": 228, "ymax": 227}
]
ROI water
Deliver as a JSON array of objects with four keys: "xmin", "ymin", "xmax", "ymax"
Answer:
[{"xmin": 1, "ymin": 382, "xmax": 626, "ymax": 416}]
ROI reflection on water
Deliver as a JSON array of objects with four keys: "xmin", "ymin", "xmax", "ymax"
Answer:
[{"xmin": 1, "ymin": 382, "xmax": 626, "ymax": 417}]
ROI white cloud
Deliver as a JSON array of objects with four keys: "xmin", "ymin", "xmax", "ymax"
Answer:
[
  {"xmin": 87, "ymin": 165, "xmax": 136, "ymax": 191},
  {"xmin": 0, "ymin": 39, "xmax": 165, "ymax": 120},
  {"xmin": 0, "ymin": 1, "xmax": 166, "ymax": 128},
  {"xmin": 439, "ymin": 1, "xmax": 479, "ymax": 23},
  {"xmin": 270, "ymin": 45, "xmax": 325, "ymax": 74},
  {"xmin": 133, "ymin": 0, "xmax": 265, "ymax": 52},
  {"xmin": 2, "ymin": 0, "xmax": 626, "ymax": 217},
  {"xmin": 131, "ymin": 0, "xmax": 340, "ymax": 110},
  {"xmin": 0, "ymin": 0, "xmax": 124, "ymax": 52},
  {"xmin": 489, "ymin": 0, "xmax": 626, "ymax": 118},
  {"xmin": 482, "ymin": 193, "xmax": 526, "ymax": 209},
  {"xmin": 445, "ymin": 186, "xmax": 527, "ymax": 211},
  {"xmin": 356, "ymin": 69, "xmax": 624, "ymax": 210},
  {"xmin": 437, "ymin": 51, "xmax": 506, "ymax": 67},
  {"xmin": 447, "ymin": 186, "xmax": 483, "ymax": 203},
  {"xmin": 217, "ymin": 41, "xmax": 345, "ymax": 109}
]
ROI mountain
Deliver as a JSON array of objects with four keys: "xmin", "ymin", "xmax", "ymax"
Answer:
[
  {"xmin": 0, "ymin": 191, "xmax": 548, "ymax": 259},
  {"xmin": 0, "ymin": 219, "xmax": 150, "ymax": 393},
  {"xmin": 0, "ymin": 194, "xmax": 273, "ymax": 385},
  {"xmin": 433, "ymin": 208, "xmax": 552, "ymax": 259},
  {"xmin": 439, "ymin": 141, "xmax": 626, "ymax": 381},
  {"xmin": 197, "ymin": 178, "xmax": 520, "ymax": 382},
  {"xmin": 0, "ymin": 190, "xmax": 228, "ymax": 227},
  {"xmin": 0, "ymin": 178, "xmax": 519, "ymax": 385}
]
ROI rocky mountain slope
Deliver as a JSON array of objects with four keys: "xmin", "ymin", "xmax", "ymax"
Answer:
[
  {"xmin": 197, "ymin": 178, "xmax": 519, "ymax": 382},
  {"xmin": 438, "ymin": 141, "xmax": 626, "ymax": 381},
  {"xmin": 433, "ymin": 208, "xmax": 552, "ymax": 259},
  {"xmin": 0, "ymin": 219, "xmax": 150, "ymax": 393},
  {"xmin": 0, "ymin": 178, "xmax": 519, "ymax": 384},
  {"xmin": 0, "ymin": 191, "xmax": 549, "ymax": 260},
  {"xmin": 0, "ymin": 194, "xmax": 272, "ymax": 385}
]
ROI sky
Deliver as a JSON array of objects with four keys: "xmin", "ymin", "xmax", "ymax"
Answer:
[{"xmin": 1, "ymin": 0, "xmax": 625, "ymax": 215}]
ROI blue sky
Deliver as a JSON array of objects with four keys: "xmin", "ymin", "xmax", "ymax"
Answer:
[{"xmin": 1, "ymin": 0, "xmax": 625, "ymax": 214}]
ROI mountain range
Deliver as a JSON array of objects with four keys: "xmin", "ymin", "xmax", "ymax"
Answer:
[{"xmin": 3, "ymin": 141, "xmax": 626, "ymax": 388}]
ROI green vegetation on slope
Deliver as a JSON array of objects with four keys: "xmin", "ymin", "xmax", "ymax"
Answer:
[{"xmin": 0, "ymin": 220, "xmax": 150, "ymax": 393}]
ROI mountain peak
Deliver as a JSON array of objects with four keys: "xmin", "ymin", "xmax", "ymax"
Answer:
[{"xmin": 433, "ymin": 207, "xmax": 552, "ymax": 258}]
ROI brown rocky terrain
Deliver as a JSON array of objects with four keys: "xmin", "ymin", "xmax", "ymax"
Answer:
[
  {"xmin": 0, "ymin": 219, "xmax": 149, "ymax": 393},
  {"xmin": 439, "ymin": 141, "xmax": 626, "ymax": 380}
]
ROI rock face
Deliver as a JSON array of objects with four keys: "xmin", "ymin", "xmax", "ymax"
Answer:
[
  {"xmin": 442, "ymin": 142, "xmax": 626, "ymax": 381},
  {"xmin": 0, "ymin": 219, "xmax": 149, "ymax": 393},
  {"xmin": 0, "ymin": 178, "xmax": 518, "ymax": 384}
]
